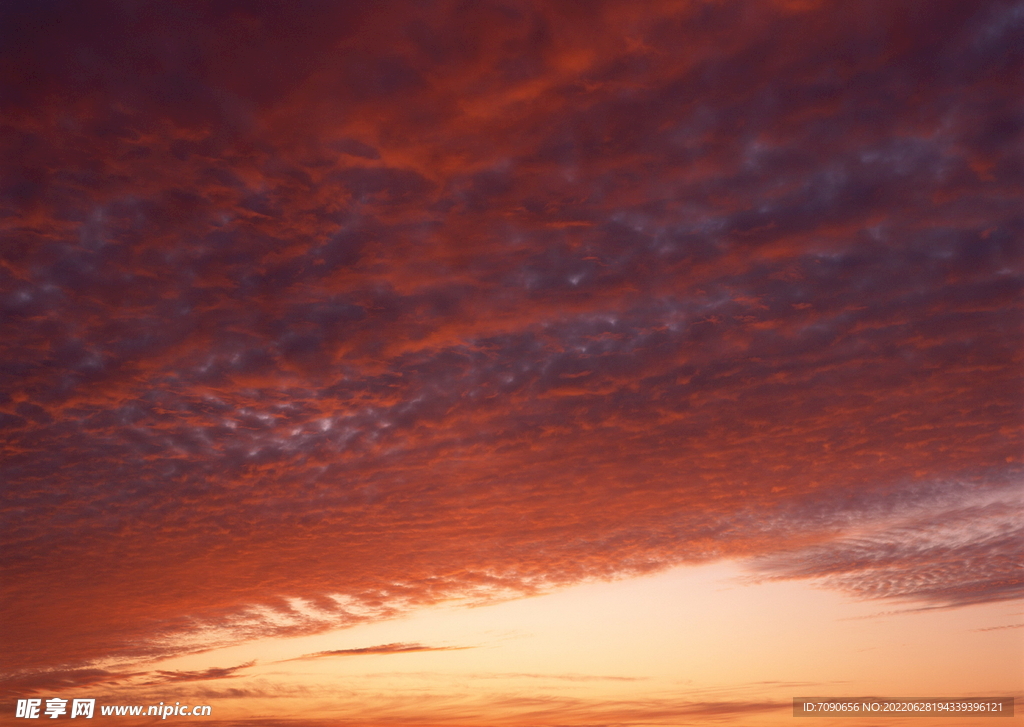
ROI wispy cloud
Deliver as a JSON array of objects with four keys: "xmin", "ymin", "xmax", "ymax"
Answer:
[
  {"xmin": 143, "ymin": 661, "xmax": 256, "ymax": 685},
  {"xmin": 0, "ymin": 661, "xmax": 258, "ymax": 697},
  {"xmin": 746, "ymin": 492, "xmax": 1024, "ymax": 607},
  {"xmin": 0, "ymin": 668, "xmax": 147, "ymax": 698},
  {"xmin": 283, "ymin": 643, "xmax": 471, "ymax": 661},
  {"xmin": 165, "ymin": 695, "xmax": 786, "ymax": 727},
  {"xmin": 463, "ymin": 672, "xmax": 645, "ymax": 682}
]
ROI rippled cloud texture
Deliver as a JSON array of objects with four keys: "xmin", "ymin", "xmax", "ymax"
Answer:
[{"xmin": 1, "ymin": 0, "xmax": 1021, "ymax": 688}]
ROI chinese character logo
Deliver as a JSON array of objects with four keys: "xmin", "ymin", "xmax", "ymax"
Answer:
[
  {"xmin": 70, "ymin": 700, "xmax": 95, "ymax": 719},
  {"xmin": 16, "ymin": 699, "xmax": 41, "ymax": 719},
  {"xmin": 43, "ymin": 699, "xmax": 68, "ymax": 719}
]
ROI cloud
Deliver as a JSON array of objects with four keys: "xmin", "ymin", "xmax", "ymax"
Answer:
[
  {"xmin": 0, "ymin": 0, "xmax": 1020, "ymax": 679},
  {"xmin": 0, "ymin": 661, "xmax": 256, "ymax": 696},
  {"xmin": 285, "ymin": 643, "xmax": 470, "ymax": 661},
  {"xmin": 0, "ymin": 668, "xmax": 147, "ymax": 698},
  {"xmin": 143, "ymin": 662, "xmax": 256, "ymax": 685},
  {"xmin": 746, "ymin": 491, "xmax": 1024, "ymax": 607},
  {"xmin": 466, "ymin": 672, "xmax": 646, "ymax": 682},
  {"xmin": 155, "ymin": 696, "xmax": 786, "ymax": 727}
]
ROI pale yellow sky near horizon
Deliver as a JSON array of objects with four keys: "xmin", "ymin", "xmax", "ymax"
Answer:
[{"xmin": 76, "ymin": 560, "xmax": 1022, "ymax": 726}]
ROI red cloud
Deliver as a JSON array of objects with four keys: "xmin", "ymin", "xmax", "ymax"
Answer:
[{"xmin": 1, "ymin": 0, "xmax": 1020, "ymax": 680}]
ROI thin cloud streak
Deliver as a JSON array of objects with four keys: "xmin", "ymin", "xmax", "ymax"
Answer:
[
  {"xmin": 0, "ymin": 661, "xmax": 257, "ymax": 697},
  {"xmin": 143, "ymin": 662, "xmax": 257, "ymax": 685},
  {"xmin": 283, "ymin": 643, "xmax": 472, "ymax": 661},
  {"xmin": 0, "ymin": 669, "xmax": 148, "ymax": 699},
  {"xmin": 164, "ymin": 696, "xmax": 787, "ymax": 727}
]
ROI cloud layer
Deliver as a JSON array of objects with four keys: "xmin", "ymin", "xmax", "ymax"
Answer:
[
  {"xmin": 286, "ymin": 643, "xmax": 469, "ymax": 661},
  {"xmin": 747, "ymin": 491, "xmax": 1024, "ymax": 606},
  {"xmin": 1, "ymin": 0, "xmax": 1021, "ymax": 678}
]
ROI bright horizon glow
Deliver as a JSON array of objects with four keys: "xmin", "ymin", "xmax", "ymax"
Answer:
[{"xmin": 85, "ymin": 561, "xmax": 1022, "ymax": 725}]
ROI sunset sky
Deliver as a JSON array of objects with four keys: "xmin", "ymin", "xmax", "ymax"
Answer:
[{"xmin": 1, "ymin": 1, "xmax": 1022, "ymax": 725}]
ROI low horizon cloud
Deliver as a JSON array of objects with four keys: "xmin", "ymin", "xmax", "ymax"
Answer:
[{"xmin": 284, "ymin": 643, "xmax": 472, "ymax": 661}]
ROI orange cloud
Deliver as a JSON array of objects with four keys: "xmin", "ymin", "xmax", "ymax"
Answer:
[
  {"xmin": 1, "ymin": 0, "xmax": 1020, "ymax": 690},
  {"xmin": 283, "ymin": 643, "xmax": 471, "ymax": 661}
]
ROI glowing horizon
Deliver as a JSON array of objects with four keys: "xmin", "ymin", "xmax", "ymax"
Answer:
[{"xmin": 8, "ymin": 562, "xmax": 1020, "ymax": 725}]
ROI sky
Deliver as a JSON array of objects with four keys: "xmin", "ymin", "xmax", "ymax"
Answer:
[{"xmin": 0, "ymin": 0, "xmax": 1022, "ymax": 725}]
